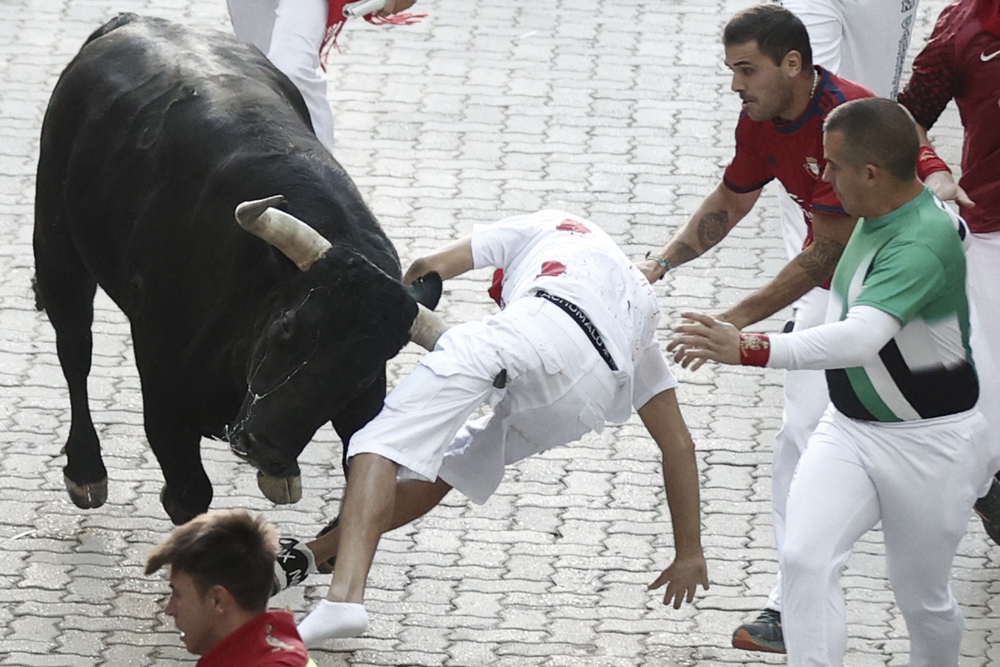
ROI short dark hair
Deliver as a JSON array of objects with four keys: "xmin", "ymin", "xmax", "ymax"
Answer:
[
  {"xmin": 824, "ymin": 98, "xmax": 920, "ymax": 181},
  {"xmin": 724, "ymin": 4, "xmax": 813, "ymax": 69},
  {"xmin": 145, "ymin": 509, "xmax": 278, "ymax": 612}
]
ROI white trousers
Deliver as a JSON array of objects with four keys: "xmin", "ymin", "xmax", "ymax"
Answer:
[
  {"xmin": 227, "ymin": 0, "xmax": 335, "ymax": 151},
  {"xmin": 766, "ymin": 287, "xmax": 830, "ymax": 612},
  {"xmin": 967, "ymin": 232, "xmax": 1000, "ymax": 466},
  {"xmin": 349, "ymin": 297, "xmax": 623, "ymax": 505},
  {"xmin": 782, "ymin": 0, "xmax": 919, "ymax": 99},
  {"xmin": 782, "ymin": 407, "xmax": 991, "ymax": 667}
]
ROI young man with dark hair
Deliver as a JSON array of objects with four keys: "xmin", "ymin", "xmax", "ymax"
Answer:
[
  {"xmin": 670, "ymin": 97, "xmax": 997, "ymax": 667},
  {"xmin": 636, "ymin": 3, "xmax": 872, "ymax": 653},
  {"xmin": 146, "ymin": 509, "xmax": 316, "ymax": 667}
]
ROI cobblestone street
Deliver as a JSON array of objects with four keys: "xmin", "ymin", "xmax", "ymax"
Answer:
[{"xmin": 1, "ymin": 0, "xmax": 997, "ymax": 665}]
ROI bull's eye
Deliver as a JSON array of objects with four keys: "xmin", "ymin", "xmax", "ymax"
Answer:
[{"xmin": 278, "ymin": 312, "xmax": 295, "ymax": 339}]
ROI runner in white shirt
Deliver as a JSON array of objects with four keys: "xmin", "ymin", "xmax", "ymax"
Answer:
[{"xmin": 276, "ymin": 210, "xmax": 709, "ymax": 646}]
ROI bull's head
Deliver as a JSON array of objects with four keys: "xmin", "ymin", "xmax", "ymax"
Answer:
[{"xmin": 227, "ymin": 196, "xmax": 447, "ymax": 504}]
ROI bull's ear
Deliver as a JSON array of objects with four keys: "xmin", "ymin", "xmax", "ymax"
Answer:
[{"xmin": 407, "ymin": 271, "xmax": 442, "ymax": 311}]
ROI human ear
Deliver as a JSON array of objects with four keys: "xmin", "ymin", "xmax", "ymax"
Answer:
[
  {"xmin": 782, "ymin": 50, "xmax": 803, "ymax": 76},
  {"xmin": 207, "ymin": 585, "xmax": 231, "ymax": 614}
]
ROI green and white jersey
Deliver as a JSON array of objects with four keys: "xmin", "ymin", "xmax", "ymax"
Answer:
[{"xmin": 826, "ymin": 188, "xmax": 978, "ymax": 422}]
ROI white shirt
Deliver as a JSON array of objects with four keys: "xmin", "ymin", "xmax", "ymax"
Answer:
[{"xmin": 471, "ymin": 209, "xmax": 676, "ymax": 416}]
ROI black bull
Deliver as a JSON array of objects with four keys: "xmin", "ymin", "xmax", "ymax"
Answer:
[{"xmin": 33, "ymin": 14, "xmax": 442, "ymax": 525}]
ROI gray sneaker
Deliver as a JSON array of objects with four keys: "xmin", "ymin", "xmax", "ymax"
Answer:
[
  {"xmin": 732, "ymin": 608, "xmax": 785, "ymax": 654},
  {"xmin": 974, "ymin": 475, "xmax": 1000, "ymax": 546}
]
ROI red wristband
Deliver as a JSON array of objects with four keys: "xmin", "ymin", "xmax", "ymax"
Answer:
[
  {"xmin": 916, "ymin": 145, "xmax": 951, "ymax": 180},
  {"xmin": 739, "ymin": 334, "xmax": 771, "ymax": 367}
]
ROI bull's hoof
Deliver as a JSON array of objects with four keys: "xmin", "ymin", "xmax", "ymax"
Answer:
[
  {"xmin": 65, "ymin": 475, "xmax": 108, "ymax": 509},
  {"xmin": 160, "ymin": 486, "xmax": 203, "ymax": 525},
  {"xmin": 257, "ymin": 472, "xmax": 302, "ymax": 504}
]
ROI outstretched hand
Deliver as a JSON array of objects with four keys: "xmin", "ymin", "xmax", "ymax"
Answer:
[
  {"xmin": 667, "ymin": 311, "xmax": 741, "ymax": 370},
  {"xmin": 648, "ymin": 554, "xmax": 709, "ymax": 609},
  {"xmin": 924, "ymin": 171, "xmax": 975, "ymax": 209}
]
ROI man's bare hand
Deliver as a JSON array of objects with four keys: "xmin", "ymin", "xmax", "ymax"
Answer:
[
  {"xmin": 667, "ymin": 311, "xmax": 742, "ymax": 370},
  {"xmin": 924, "ymin": 171, "xmax": 975, "ymax": 209},
  {"xmin": 648, "ymin": 554, "xmax": 709, "ymax": 609}
]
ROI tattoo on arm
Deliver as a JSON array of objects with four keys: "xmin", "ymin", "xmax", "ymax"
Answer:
[
  {"xmin": 672, "ymin": 241, "xmax": 700, "ymax": 265},
  {"xmin": 696, "ymin": 211, "xmax": 730, "ymax": 251},
  {"xmin": 798, "ymin": 236, "xmax": 845, "ymax": 284}
]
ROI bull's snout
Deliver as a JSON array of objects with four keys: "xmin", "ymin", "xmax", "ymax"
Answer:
[
  {"xmin": 230, "ymin": 431, "xmax": 295, "ymax": 476},
  {"xmin": 227, "ymin": 428, "xmax": 303, "ymax": 505}
]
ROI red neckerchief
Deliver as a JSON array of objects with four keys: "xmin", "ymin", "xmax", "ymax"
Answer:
[
  {"xmin": 322, "ymin": 0, "xmax": 427, "ymax": 63},
  {"xmin": 197, "ymin": 611, "xmax": 310, "ymax": 667},
  {"xmin": 488, "ymin": 268, "xmax": 504, "ymax": 308},
  {"xmin": 979, "ymin": 0, "xmax": 1000, "ymax": 35}
]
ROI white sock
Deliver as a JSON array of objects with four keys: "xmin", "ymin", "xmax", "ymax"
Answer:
[{"xmin": 296, "ymin": 599, "xmax": 369, "ymax": 647}]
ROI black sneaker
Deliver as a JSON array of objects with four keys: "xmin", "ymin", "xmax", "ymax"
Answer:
[
  {"xmin": 314, "ymin": 516, "xmax": 339, "ymax": 574},
  {"xmin": 974, "ymin": 476, "xmax": 1000, "ymax": 546},
  {"xmin": 732, "ymin": 608, "xmax": 785, "ymax": 654},
  {"xmin": 272, "ymin": 537, "xmax": 316, "ymax": 595}
]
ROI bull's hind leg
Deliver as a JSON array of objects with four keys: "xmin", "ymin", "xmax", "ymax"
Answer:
[{"xmin": 33, "ymin": 249, "xmax": 108, "ymax": 509}]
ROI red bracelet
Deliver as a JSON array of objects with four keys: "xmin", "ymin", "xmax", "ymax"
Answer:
[
  {"xmin": 739, "ymin": 334, "xmax": 771, "ymax": 367},
  {"xmin": 917, "ymin": 145, "xmax": 951, "ymax": 180}
]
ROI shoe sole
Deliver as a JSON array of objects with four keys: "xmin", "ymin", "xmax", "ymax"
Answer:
[
  {"xmin": 732, "ymin": 629, "xmax": 786, "ymax": 654},
  {"xmin": 974, "ymin": 507, "xmax": 1000, "ymax": 546}
]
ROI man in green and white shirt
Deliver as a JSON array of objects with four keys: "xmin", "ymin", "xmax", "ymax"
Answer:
[
  {"xmin": 824, "ymin": 185, "xmax": 978, "ymax": 423},
  {"xmin": 669, "ymin": 98, "xmax": 997, "ymax": 667}
]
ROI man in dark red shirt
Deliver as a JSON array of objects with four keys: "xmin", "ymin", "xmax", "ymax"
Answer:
[
  {"xmin": 146, "ymin": 509, "xmax": 316, "ymax": 667},
  {"xmin": 638, "ymin": 4, "xmax": 872, "ymax": 655},
  {"xmin": 897, "ymin": 0, "xmax": 1000, "ymax": 547}
]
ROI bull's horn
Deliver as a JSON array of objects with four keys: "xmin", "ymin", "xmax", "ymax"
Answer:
[
  {"xmin": 235, "ymin": 195, "xmax": 333, "ymax": 271},
  {"xmin": 409, "ymin": 304, "xmax": 450, "ymax": 350}
]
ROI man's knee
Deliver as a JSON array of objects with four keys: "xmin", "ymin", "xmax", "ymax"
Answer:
[{"xmin": 781, "ymin": 539, "xmax": 837, "ymax": 587}]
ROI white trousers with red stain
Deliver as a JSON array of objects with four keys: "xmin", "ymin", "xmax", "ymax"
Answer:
[
  {"xmin": 781, "ymin": 406, "xmax": 992, "ymax": 667},
  {"xmin": 227, "ymin": 0, "xmax": 335, "ymax": 152}
]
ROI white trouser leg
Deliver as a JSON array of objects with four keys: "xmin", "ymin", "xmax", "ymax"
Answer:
[
  {"xmin": 783, "ymin": 409, "xmax": 989, "ymax": 667},
  {"xmin": 227, "ymin": 0, "xmax": 280, "ymax": 52},
  {"xmin": 268, "ymin": 0, "xmax": 334, "ymax": 152},
  {"xmin": 780, "ymin": 0, "xmax": 919, "ymax": 98},
  {"xmin": 765, "ymin": 287, "xmax": 830, "ymax": 613},
  {"xmin": 966, "ymin": 232, "xmax": 1000, "ymax": 469},
  {"xmin": 775, "ymin": 185, "xmax": 809, "ymax": 263},
  {"xmin": 781, "ymin": 417, "xmax": 878, "ymax": 666}
]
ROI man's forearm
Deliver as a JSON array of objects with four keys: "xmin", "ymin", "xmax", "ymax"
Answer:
[
  {"xmin": 643, "ymin": 184, "xmax": 757, "ymax": 282},
  {"xmin": 402, "ymin": 237, "xmax": 475, "ymax": 284},
  {"xmin": 638, "ymin": 392, "xmax": 702, "ymax": 559},
  {"xmin": 660, "ymin": 209, "xmax": 731, "ymax": 267},
  {"xmin": 719, "ymin": 235, "xmax": 845, "ymax": 330}
]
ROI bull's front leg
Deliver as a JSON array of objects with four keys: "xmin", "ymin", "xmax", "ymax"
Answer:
[
  {"xmin": 330, "ymin": 368, "xmax": 387, "ymax": 473},
  {"xmin": 135, "ymin": 359, "xmax": 213, "ymax": 524}
]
